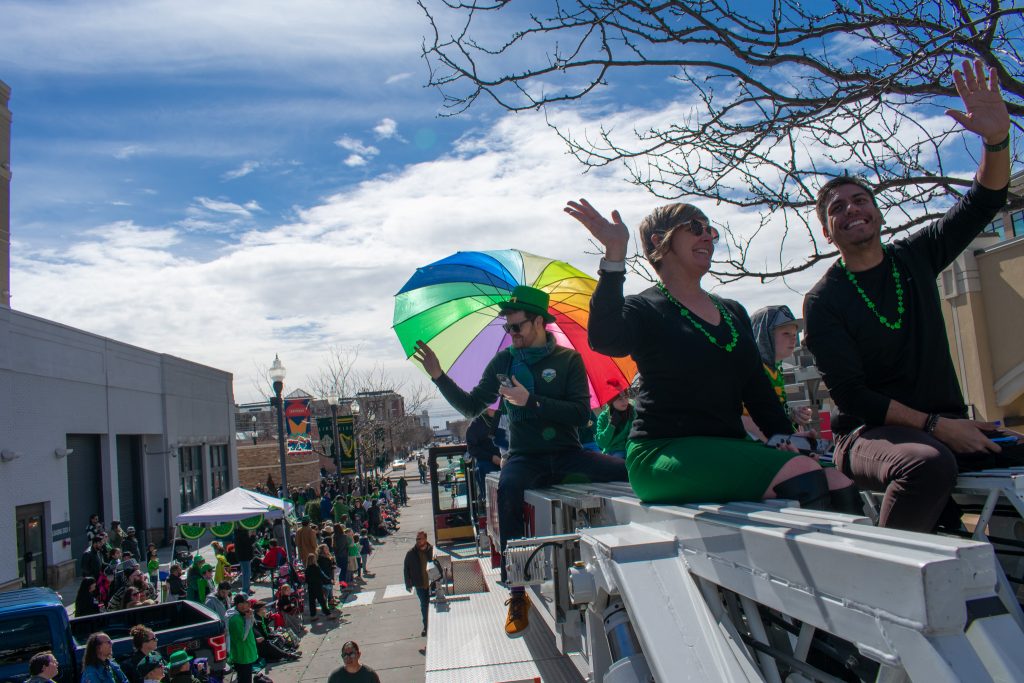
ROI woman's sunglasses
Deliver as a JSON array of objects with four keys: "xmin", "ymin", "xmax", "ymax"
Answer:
[{"xmin": 673, "ymin": 219, "xmax": 720, "ymax": 244}]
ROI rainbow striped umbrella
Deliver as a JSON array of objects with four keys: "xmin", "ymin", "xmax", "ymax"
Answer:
[{"xmin": 393, "ymin": 249, "xmax": 637, "ymax": 409}]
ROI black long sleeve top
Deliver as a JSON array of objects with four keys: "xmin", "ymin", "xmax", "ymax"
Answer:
[
  {"xmin": 433, "ymin": 342, "xmax": 590, "ymax": 456},
  {"xmin": 803, "ymin": 180, "xmax": 1008, "ymax": 435},
  {"xmin": 589, "ymin": 274, "xmax": 793, "ymax": 440}
]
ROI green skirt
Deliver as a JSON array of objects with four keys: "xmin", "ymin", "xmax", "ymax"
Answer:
[{"xmin": 627, "ymin": 436, "xmax": 796, "ymax": 504}]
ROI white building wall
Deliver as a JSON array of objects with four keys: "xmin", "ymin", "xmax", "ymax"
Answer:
[{"xmin": 0, "ymin": 307, "xmax": 235, "ymax": 590}]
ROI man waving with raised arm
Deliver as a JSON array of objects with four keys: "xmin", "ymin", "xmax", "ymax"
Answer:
[
  {"xmin": 413, "ymin": 285, "xmax": 627, "ymax": 636},
  {"xmin": 803, "ymin": 59, "xmax": 1021, "ymax": 533}
]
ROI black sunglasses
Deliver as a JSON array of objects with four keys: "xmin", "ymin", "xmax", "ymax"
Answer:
[
  {"xmin": 342, "ymin": 651, "xmax": 358, "ymax": 657},
  {"xmin": 672, "ymin": 219, "xmax": 720, "ymax": 244},
  {"xmin": 502, "ymin": 318, "xmax": 535, "ymax": 334}
]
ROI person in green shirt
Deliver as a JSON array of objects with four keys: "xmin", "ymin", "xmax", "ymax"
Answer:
[
  {"xmin": 227, "ymin": 593, "xmax": 259, "ymax": 683},
  {"xmin": 595, "ymin": 387, "xmax": 634, "ymax": 458}
]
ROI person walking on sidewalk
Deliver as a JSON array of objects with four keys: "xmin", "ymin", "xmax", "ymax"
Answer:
[
  {"xmin": 328, "ymin": 641, "xmax": 380, "ymax": 683},
  {"xmin": 358, "ymin": 530, "xmax": 373, "ymax": 577},
  {"xmin": 397, "ymin": 476, "xmax": 408, "ymax": 506},
  {"xmin": 403, "ymin": 531, "xmax": 433, "ymax": 637}
]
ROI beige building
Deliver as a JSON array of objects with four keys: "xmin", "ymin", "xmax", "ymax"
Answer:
[{"xmin": 939, "ymin": 171, "xmax": 1024, "ymax": 428}]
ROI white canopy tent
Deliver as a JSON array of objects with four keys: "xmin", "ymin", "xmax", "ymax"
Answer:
[
  {"xmin": 174, "ymin": 487, "xmax": 295, "ymax": 564},
  {"xmin": 175, "ymin": 487, "xmax": 294, "ymax": 524}
]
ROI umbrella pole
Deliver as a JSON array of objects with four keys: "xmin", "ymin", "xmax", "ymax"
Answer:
[{"xmin": 279, "ymin": 507, "xmax": 293, "ymax": 568}]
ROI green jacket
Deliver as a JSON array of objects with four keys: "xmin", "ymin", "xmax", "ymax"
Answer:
[
  {"xmin": 227, "ymin": 612, "xmax": 258, "ymax": 666},
  {"xmin": 434, "ymin": 343, "xmax": 590, "ymax": 456},
  {"xmin": 332, "ymin": 500, "xmax": 349, "ymax": 522},
  {"xmin": 595, "ymin": 405, "xmax": 634, "ymax": 455},
  {"xmin": 305, "ymin": 499, "xmax": 321, "ymax": 523}
]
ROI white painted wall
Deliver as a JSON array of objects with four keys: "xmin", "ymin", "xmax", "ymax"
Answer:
[{"xmin": 0, "ymin": 307, "xmax": 236, "ymax": 587}]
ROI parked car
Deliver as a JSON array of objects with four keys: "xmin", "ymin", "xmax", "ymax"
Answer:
[
  {"xmin": 0, "ymin": 587, "xmax": 226, "ymax": 683},
  {"xmin": 391, "ymin": 458, "xmax": 407, "ymax": 471}
]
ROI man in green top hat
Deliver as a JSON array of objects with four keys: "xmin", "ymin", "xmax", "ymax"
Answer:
[{"xmin": 414, "ymin": 284, "xmax": 627, "ymax": 636}]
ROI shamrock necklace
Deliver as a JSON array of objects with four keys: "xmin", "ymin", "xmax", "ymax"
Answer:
[
  {"xmin": 656, "ymin": 281, "xmax": 738, "ymax": 352},
  {"xmin": 837, "ymin": 245, "xmax": 905, "ymax": 330}
]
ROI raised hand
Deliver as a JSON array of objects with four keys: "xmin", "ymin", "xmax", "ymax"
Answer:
[
  {"xmin": 412, "ymin": 340, "xmax": 443, "ymax": 380},
  {"xmin": 945, "ymin": 59, "xmax": 1011, "ymax": 145},
  {"xmin": 564, "ymin": 198, "xmax": 629, "ymax": 261}
]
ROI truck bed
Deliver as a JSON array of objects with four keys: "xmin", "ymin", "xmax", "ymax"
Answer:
[{"xmin": 425, "ymin": 558, "xmax": 583, "ymax": 683}]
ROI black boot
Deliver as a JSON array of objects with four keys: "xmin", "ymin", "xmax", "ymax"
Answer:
[
  {"xmin": 772, "ymin": 470, "xmax": 830, "ymax": 510},
  {"xmin": 827, "ymin": 484, "xmax": 864, "ymax": 516}
]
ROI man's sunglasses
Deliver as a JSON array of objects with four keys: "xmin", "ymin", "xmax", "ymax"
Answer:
[
  {"xmin": 342, "ymin": 651, "xmax": 358, "ymax": 657},
  {"xmin": 672, "ymin": 219, "xmax": 720, "ymax": 244},
  {"xmin": 502, "ymin": 319, "xmax": 534, "ymax": 334}
]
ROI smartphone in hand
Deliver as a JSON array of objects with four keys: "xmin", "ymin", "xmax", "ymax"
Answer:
[{"xmin": 496, "ymin": 373, "xmax": 514, "ymax": 388}]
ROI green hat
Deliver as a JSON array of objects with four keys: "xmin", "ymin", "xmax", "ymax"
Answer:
[
  {"xmin": 500, "ymin": 285, "xmax": 555, "ymax": 324},
  {"xmin": 166, "ymin": 650, "xmax": 193, "ymax": 668}
]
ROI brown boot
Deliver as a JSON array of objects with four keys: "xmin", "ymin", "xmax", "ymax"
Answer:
[{"xmin": 504, "ymin": 591, "xmax": 531, "ymax": 635}]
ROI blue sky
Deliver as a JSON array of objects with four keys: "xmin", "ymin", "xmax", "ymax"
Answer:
[{"xmin": 0, "ymin": 1, "xmax": 1003, "ymax": 425}]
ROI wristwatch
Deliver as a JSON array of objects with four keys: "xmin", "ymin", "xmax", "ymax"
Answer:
[{"xmin": 599, "ymin": 257, "xmax": 626, "ymax": 273}]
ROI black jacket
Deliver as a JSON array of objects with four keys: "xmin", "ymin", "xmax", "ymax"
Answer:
[
  {"xmin": 234, "ymin": 529, "xmax": 254, "ymax": 561},
  {"xmin": 403, "ymin": 543, "xmax": 433, "ymax": 591}
]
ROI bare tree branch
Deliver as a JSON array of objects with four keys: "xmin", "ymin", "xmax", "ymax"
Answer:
[{"xmin": 420, "ymin": 0, "xmax": 1024, "ymax": 280}]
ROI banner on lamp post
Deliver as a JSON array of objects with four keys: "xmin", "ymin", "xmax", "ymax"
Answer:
[
  {"xmin": 285, "ymin": 398, "xmax": 313, "ymax": 455},
  {"xmin": 338, "ymin": 415, "xmax": 356, "ymax": 474},
  {"xmin": 315, "ymin": 415, "xmax": 356, "ymax": 474}
]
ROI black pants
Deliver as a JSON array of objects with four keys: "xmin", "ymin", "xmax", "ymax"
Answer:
[
  {"xmin": 234, "ymin": 662, "xmax": 253, "ymax": 683},
  {"xmin": 307, "ymin": 585, "xmax": 329, "ymax": 616},
  {"xmin": 834, "ymin": 426, "xmax": 1024, "ymax": 532},
  {"xmin": 497, "ymin": 450, "xmax": 627, "ymax": 579},
  {"xmin": 257, "ymin": 636, "xmax": 295, "ymax": 662}
]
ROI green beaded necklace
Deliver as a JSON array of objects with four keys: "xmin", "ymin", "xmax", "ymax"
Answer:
[
  {"xmin": 838, "ymin": 245, "xmax": 905, "ymax": 330},
  {"xmin": 656, "ymin": 281, "xmax": 738, "ymax": 352}
]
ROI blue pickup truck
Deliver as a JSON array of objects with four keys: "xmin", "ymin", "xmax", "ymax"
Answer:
[{"xmin": 0, "ymin": 588, "xmax": 226, "ymax": 682}]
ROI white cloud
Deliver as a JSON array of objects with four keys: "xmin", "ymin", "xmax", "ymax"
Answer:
[
  {"xmin": 335, "ymin": 136, "xmax": 380, "ymax": 157},
  {"xmin": 113, "ymin": 144, "xmax": 154, "ymax": 160},
  {"xmin": 223, "ymin": 160, "xmax": 261, "ymax": 180},
  {"xmin": 343, "ymin": 154, "xmax": 368, "ymax": 167},
  {"xmin": 194, "ymin": 197, "xmax": 255, "ymax": 217},
  {"xmin": 0, "ymin": 1, "xmax": 426, "ymax": 77},
  {"xmin": 385, "ymin": 72, "xmax": 413, "ymax": 85},
  {"xmin": 373, "ymin": 117, "xmax": 399, "ymax": 139},
  {"xmin": 11, "ymin": 95, "xmax": 968, "ymax": 411}
]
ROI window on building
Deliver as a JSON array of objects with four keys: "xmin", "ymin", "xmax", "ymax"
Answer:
[
  {"xmin": 209, "ymin": 444, "xmax": 230, "ymax": 497},
  {"xmin": 179, "ymin": 446, "xmax": 205, "ymax": 512},
  {"xmin": 985, "ymin": 217, "xmax": 1005, "ymax": 240},
  {"xmin": 1012, "ymin": 210, "xmax": 1024, "ymax": 238}
]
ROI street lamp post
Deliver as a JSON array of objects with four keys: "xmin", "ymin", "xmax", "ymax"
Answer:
[
  {"xmin": 269, "ymin": 355, "xmax": 288, "ymax": 498},
  {"xmin": 350, "ymin": 400, "xmax": 362, "ymax": 486},
  {"xmin": 250, "ymin": 415, "xmax": 257, "ymax": 446},
  {"xmin": 327, "ymin": 394, "xmax": 341, "ymax": 474}
]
